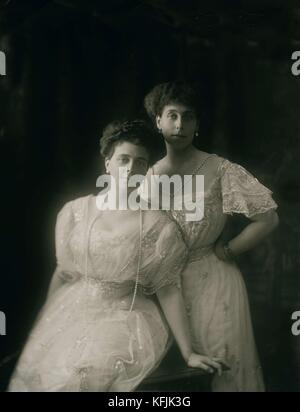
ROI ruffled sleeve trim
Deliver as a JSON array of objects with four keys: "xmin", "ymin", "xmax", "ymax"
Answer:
[{"xmin": 219, "ymin": 159, "xmax": 278, "ymax": 218}]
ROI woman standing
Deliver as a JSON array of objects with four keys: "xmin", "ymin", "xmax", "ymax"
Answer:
[{"xmin": 143, "ymin": 82, "xmax": 279, "ymax": 391}]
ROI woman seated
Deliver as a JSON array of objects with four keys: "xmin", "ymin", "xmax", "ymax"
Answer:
[{"xmin": 8, "ymin": 119, "xmax": 222, "ymax": 392}]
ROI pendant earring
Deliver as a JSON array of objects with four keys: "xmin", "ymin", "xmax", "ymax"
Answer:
[
  {"xmin": 158, "ymin": 128, "xmax": 163, "ymax": 134},
  {"xmin": 195, "ymin": 131, "xmax": 199, "ymax": 137}
]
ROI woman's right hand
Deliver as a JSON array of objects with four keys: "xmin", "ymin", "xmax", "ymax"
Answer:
[{"xmin": 187, "ymin": 353, "xmax": 223, "ymax": 376}]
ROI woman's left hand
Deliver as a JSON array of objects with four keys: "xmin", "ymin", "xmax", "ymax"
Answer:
[
  {"xmin": 187, "ymin": 353, "xmax": 223, "ymax": 376},
  {"xmin": 214, "ymin": 239, "xmax": 228, "ymax": 261}
]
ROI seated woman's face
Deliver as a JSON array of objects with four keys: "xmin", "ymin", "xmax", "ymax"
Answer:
[{"xmin": 105, "ymin": 141, "xmax": 150, "ymax": 185}]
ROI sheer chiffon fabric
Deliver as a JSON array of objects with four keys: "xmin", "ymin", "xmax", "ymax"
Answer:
[
  {"xmin": 8, "ymin": 197, "xmax": 188, "ymax": 392},
  {"xmin": 154, "ymin": 156, "xmax": 278, "ymax": 392}
]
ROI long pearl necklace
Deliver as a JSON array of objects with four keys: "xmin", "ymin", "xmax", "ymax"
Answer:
[
  {"xmin": 128, "ymin": 207, "xmax": 142, "ymax": 313},
  {"xmin": 85, "ymin": 198, "xmax": 143, "ymax": 314}
]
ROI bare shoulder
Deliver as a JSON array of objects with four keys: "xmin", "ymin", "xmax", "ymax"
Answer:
[{"xmin": 151, "ymin": 157, "xmax": 169, "ymax": 175}]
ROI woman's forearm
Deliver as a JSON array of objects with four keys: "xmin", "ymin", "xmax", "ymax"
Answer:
[
  {"xmin": 156, "ymin": 285, "xmax": 192, "ymax": 362},
  {"xmin": 228, "ymin": 210, "xmax": 279, "ymax": 256}
]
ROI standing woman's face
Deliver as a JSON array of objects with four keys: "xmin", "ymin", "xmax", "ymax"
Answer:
[{"xmin": 156, "ymin": 103, "xmax": 198, "ymax": 149}]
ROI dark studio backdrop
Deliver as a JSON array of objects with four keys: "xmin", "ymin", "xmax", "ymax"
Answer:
[{"xmin": 0, "ymin": 0, "xmax": 299, "ymax": 392}]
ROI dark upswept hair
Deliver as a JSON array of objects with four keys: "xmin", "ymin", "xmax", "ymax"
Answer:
[
  {"xmin": 144, "ymin": 81, "xmax": 201, "ymax": 123},
  {"xmin": 99, "ymin": 119, "xmax": 163, "ymax": 166}
]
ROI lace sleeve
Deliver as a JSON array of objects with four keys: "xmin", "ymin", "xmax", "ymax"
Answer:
[
  {"xmin": 55, "ymin": 200, "xmax": 75, "ymax": 273},
  {"xmin": 220, "ymin": 159, "xmax": 278, "ymax": 218},
  {"xmin": 140, "ymin": 218, "xmax": 188, "ymax": 295}
]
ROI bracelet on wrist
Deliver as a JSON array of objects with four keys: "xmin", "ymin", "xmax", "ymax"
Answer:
[{"xmin": 223, "ymin": 243, "xmax": 235, "ymax": 260}]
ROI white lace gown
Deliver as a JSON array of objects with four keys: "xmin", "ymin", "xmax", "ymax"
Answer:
[
  {"xmin": 151, "ymin": 155, "xmax": 278, "ymax": 392},
  {"xmin": 8, "ymin": 196, "xmax": 188, "ymax": 392}
]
